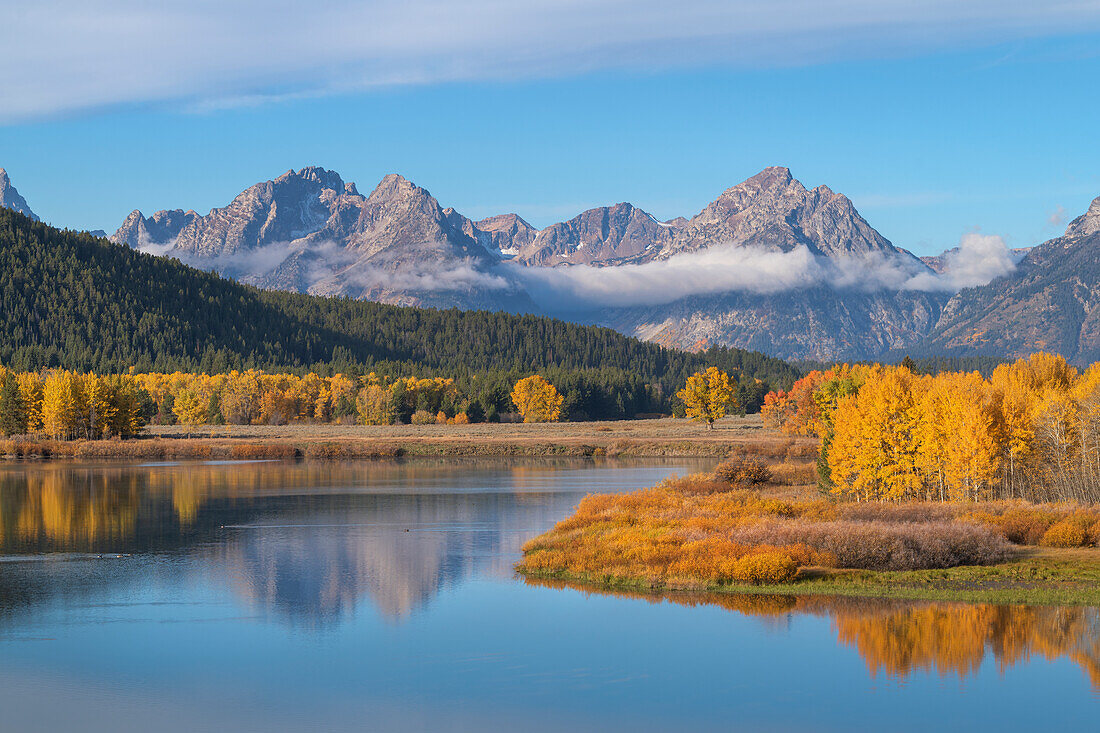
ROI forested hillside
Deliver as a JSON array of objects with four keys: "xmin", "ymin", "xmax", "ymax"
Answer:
[{"xmin": 0, "ymin": 209, "xmax": 799, "ymax": 416}]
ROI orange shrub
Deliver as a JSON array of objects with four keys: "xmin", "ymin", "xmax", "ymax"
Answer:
[
  {"xmin": 713, "ymin": 458, "xmax": 773, "ymax": 486},
  {"xmin": 1041, "ymin": 520, "xmax": 1088, "ymax": 547},
  {"xmin": 730, "ymin": 551, "xmax": 799, "ymax": 585}
]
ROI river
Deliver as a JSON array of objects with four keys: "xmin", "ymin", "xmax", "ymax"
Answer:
[{"xmin": 0, "ymin": 459, "xmax": 1095, "ymax": 731}]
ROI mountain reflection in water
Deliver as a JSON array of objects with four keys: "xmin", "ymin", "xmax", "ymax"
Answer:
[
  {"xmin": 0, "ymin": 459, "xmax": 695, "ymax": 625},
  {"xmin": 1, "ymin": 459, "xmax": 1099, "ymax": 695}
]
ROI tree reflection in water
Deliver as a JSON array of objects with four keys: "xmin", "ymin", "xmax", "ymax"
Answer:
[
  {"xmin": 523, "ymin": 580, "xmax": 1100, "ymax": 689},
  {"xmin": 0, "ymin": 459, "xmax": 686, "ymax": 625},
  {"xmin": 5, "ymin": 459, "xmax": 1096, "ymax": 689}
]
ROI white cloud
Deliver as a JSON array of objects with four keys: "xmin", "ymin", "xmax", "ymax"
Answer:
[
  {"xmin": 902, "ymin": 232, "xmax": 1017, "ymax": 291},
  {"xmin": 5, "ymin": 1, "xmax": 1100, "ymax": 122},
  {"xmin": 512, "ymin": 233, "xmax": 1017, "ymax": 309}
]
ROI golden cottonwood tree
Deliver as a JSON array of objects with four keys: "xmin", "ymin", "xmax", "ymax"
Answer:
[
  {"xmin": 677, "ymin": 367, "xmax": 738, "ymax": 429},
  {"xmin": 511, "ymin": 375, "xmax": 563, "ymax": 423},
  {"xmin": 172, "ymin": 390, "xmax": 207, "ymax": 428}
]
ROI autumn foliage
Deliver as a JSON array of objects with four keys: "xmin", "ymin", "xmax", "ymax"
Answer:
[
  {"xmin": 761, "ymin": 353, "xmax": 1100, "ymax": 503},
  {"xmin": 510, "ymin": 375, "xmax": 564, "ymax": 423},
  {"xmin": 677, "ymin": 367, "xmax": 739, "ymax": 428},
  {"xmin": 514, "ymin": 462, "xmax": 1052, "ymax": 588}
]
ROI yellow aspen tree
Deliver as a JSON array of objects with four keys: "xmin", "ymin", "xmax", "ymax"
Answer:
[
  {"xmin": 827, "ymin": 393, "xmax": 866, "ymax": 499},
  {"xmin": 172, "ymin": 389, "xmax": 207, "ymax": 428},
  {"xmin": 220, "ymin": 370, "xmax": 262, "ymax": 424},
  {"xmin": 42, "ymin": 371, "xmax": 78, "ymax": 440},
  {"xmin": 676, "ymin": 367, "xmax": 738, "ymax": 429},
  {"xmin": 829, "ymin": 367, "xmax": 918, "ymax": 501},
  {"xmin": 356, "ymin": 384, "xmax": 393, "ymax": 425},
  {"xmin": 938, "ymin": 373, "xmax": 999, "ymax": 500},
  {"xmin": 84, "ymin": 373, "xmax": 117, "ymax": 439},
  {"xmin": 17, "ymin": 372, "xmax": 44, "ymax": 432},
  {"xmin": 109, "ymin": 376, "xmax": 147, "ymax": 438},
  {"xmin": 511, "ymin": 375, "xmax": 564, "ymax": 423},
  {"xmin": 915, "ymin": 374, "xmax": 954, "ymax": 501}
]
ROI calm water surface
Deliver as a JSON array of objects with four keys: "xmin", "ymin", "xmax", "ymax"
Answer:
[{"xmin": 0, "ymin": 459, "xmax": 1096, "ymax": 732}]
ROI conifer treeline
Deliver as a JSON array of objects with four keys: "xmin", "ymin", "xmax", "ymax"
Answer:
[
  {"xmin": 0, "ymin": 208, "xmax": 799, "ymax": 412},
  {"xmin": 763, "ymin": 353, "xmax": 1100, "ymax": 503}
]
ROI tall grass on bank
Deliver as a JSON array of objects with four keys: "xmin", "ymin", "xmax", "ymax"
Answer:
[{"xmin": 518, "ymin": 458, "xmax": 1098, "ymax": 588}]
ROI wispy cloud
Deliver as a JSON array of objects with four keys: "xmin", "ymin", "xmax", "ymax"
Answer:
[
  {"xmin": 1047, "ymin": 205, "xmax": 1068, "ymax": 227},
  {"xmin": 6, "ymin": 1, "xmax": 1100, "ymax": 122},
  {"xmin": 513, "ymin": 232, "xmax": 1016, "ymax": 309}
]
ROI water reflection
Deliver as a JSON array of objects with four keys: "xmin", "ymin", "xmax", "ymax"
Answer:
[
  {"xmin": 0, "ymin": 459, "xmax": 693, "ymax": 625},
  {"xmin": 3, "ymin": 459, "xmax": 1100, "ymax": 702},
  {"xmin": 527, "ymin": 578, "xmax": 1100, "ymax": 689}
]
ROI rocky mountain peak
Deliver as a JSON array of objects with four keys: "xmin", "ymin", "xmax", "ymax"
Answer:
[
  {"xmin": 1064, "ymin": 195, "xmax": 1100, "ymax": 240},
  {"xmin": 0, "ymin": 168, "xmax": 40, "ymax": 222},
  {"xmin": 276, "ymin": 166, "xmax": 346, "ymax": 193}
]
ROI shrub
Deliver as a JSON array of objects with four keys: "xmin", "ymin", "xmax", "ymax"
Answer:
[
  {"xmin": 713, "ymin": 458, "xmax": 772, "ymax": 486},
  {"xmin": 1040, "ymin": 519, "xmax": 1090, "ymax": 548},
  {"xmin": 728, "ymin": 519, "xmax": 1011, "ymax": 571},
  {"xmin": 410, "ymin": 409, "xmax": 435, "ymax": 425},
  {"xmin": 730, "ymin": 551, "xmax": 799, "ymax": 585}
]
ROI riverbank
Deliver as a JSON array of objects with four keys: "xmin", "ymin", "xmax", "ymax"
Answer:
[
  {"xmin": 1, "ymin": 416, "xmax": 818, "ymax": 462},
  {"xmin": 520, "ymin": 547, "xmax": 1100, "ymax": 606},
  {"xmin": 516, "ymin": 457, "xmax": 1100, "ymax": 606}
]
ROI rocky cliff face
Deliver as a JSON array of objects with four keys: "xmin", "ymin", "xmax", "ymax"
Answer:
[
  {"xmin": 513, "ymin": 166, "xmax": 921, "ymax": 268},
  {"xmin": 0, "ymin": 168, "xmax": 39, "ymax": 222},
  {"xmin": 511, "ymin": 167, "xmax": 944, "ymax": 358},
  {"xmin": 922, "ymin": 195, "xmax": 1100, "ymax": 363},
  {"xmin": 111, "ymin": 167, "xmax": 531, "ymax": 311},
  {"xmin": 111, "ymin": 164, "xmax": 1053, "ymax": 361},
  {"xmin": 514, "ymin": 203, "xmax": 675, "ymax": 266}
]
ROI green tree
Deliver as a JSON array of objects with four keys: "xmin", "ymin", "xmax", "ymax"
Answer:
[{"xmin": 0, "ymin": 371, "xmax": 27, "ymax": 437}]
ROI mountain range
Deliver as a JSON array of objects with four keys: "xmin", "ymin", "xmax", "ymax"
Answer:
[{"xmin": 5, "ymin": 165, "xmax": 1100, "ymax": 363}]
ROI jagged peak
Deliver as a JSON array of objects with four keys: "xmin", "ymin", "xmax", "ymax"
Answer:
[
  {"xmin": 477, "ymin": 212, "xmax": 536, "ymax": 231},
  {"xmin": 1064, "ymin": 195, "xmax": 1100, "ymax": 239},
  {"xmin": 744, "ymin": 166, "xmax": 793, "ymax": 186},
  {"xmin": 368, "ymin": 173, "xmax": 433, "ymax": 203},
  {"xmin": 271, "ymin": 166, "xmax": 346, "ymax": 192},
  {"xmin": 0, "ymin": 167, "xmax": 40, "ymax": 222}
]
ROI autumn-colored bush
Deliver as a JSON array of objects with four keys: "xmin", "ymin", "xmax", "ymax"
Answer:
[
  {"xmin": 714, "ymin": 458, "xmax": 773, "ymax": 486},
  {"xmin": 410, "ymin": 409, "xmax": 435, "ymax": 425},
  {"xmin": 730, "ymin": 551, "xmax": 800, "ymax": 584},
  {"xmin": 958, "ymin": 504, "xmax": 1100, "ymax": 545},
  {"xmin": 230, "ymin": 443, "xmax": 300, "ymax": 459},
  {"xmin": 1037, "ymin": 512, "xmax": 1097, "ymax": 547},
  {"xmin": 728, "ymin": 519, "xmax": 1011, "ymax": 571},
  {"xmin": 837, "ymin": 502, "xmax": 958, "ymax": 524},
  {"xmin": 769, "ymin": 461, "xmax": 817, "ymax": 486}
]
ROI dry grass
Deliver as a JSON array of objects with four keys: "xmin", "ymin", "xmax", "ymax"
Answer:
[
  {"xmin": 2, "ymin": 416, "xmax": 826, "ymax": 463},
  {"xmin": 518, "ymin": 462, "xmax": 1100, "ymax": 589},
  {"xmin": 728, "ymin": 519, "xmax": 1010, "ymax": 571}
]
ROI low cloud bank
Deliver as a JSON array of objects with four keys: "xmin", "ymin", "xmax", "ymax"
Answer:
[
  {"xmin": 139, "ymin": 237, "xmax": 514, "ymax": 294},
  {"xmin": 512, "ymin": 233, "xmax": 1018, "ymax": 310},
  {"xmin": 135, "ymin": 229, "xmax": 1017, "ymax": 308}
]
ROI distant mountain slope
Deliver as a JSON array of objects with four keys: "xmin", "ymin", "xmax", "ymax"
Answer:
[
  {"xmin": 1, "ymin": 208, "xmax": 799, "ymax": 391},
  {"xmin": 609, "ymin": 288, "xmax": 945, "ymax": 362},
  {"xmin": 105, "ymin": 164, "xmax": 1035, "ymax": 361},
  {"xmin": 0, "ymin": 169, "xmax": 39, "ymax": 222},
  {"xmin": 512, "ymin": 167, "xmax": 923, "ymax": 267},
  {"xmin": 922, "ymin": 195, "xmax": 1100, "ymax": 363},
  {"xmin": 514, "ymin": 203, "xmax": 675, "ymax": 266},
  {"xmin": 111, "ymin": 167, "xmax": 532, "ymax": 311}
]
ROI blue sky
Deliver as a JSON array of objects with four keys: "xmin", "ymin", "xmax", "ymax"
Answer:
[{"xmin": 3, "ymin": 1, "xmax": 1100, "ymax": 256}]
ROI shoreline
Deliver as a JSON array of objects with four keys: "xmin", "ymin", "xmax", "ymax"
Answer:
[
  {"xmin": 1, "ymin": 416, "xmax": 817, "ymax": 462},
  {"xmin": 518, "ymin": 547, "xmax": 1100, "ymax": 606}
]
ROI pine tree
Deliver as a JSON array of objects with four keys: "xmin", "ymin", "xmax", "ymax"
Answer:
[{"xmin": 0, "ymin": 370, "xmax": 27, "ymax": 437}]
